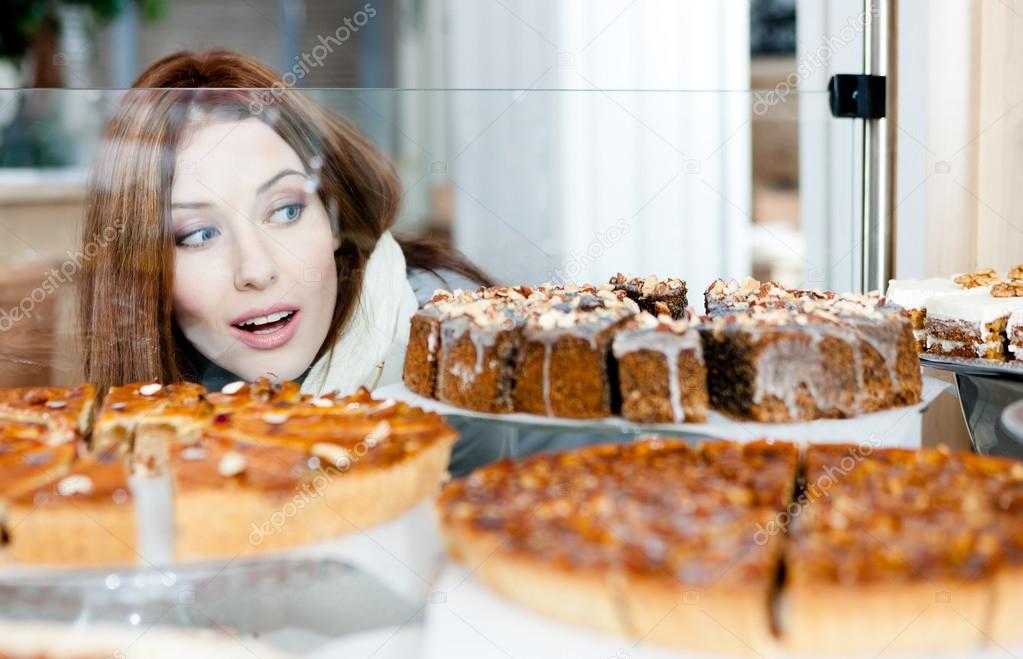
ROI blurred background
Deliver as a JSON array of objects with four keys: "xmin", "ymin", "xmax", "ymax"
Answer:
[{"xmin": 0, "ymin": 0, "xmax": 1017, "ymax": 386}]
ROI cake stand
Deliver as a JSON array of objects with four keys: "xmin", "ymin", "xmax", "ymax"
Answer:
[
  {"xmin": 919, "ymin": 354, "xmax": 1023, "ymax": 458},
  {"xmin": 376, "ymin": 378, "xmax": 949, "ymax": 477}
]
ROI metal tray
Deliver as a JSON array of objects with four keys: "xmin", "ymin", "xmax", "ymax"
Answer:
[{"xmin": 920, "ymin": 353, "xmax": 1023, "ymax": 381}]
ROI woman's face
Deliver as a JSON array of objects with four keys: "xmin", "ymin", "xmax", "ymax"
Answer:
[{"xmin": 170, "ymin": 118, "xmax": 339, "ymax": 382}]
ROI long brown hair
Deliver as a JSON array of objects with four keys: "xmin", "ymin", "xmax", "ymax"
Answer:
[{"xmin": 80, "ymin": 49, "xmax": 491, "ymax": 394}]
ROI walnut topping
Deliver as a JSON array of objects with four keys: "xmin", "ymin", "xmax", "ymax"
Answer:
[
  {"xmin": 262, "ymin": 412, "xmax": 289, "ymax": 425},
  {"xmin": 954, "ymin": 268, "xmax": 1003, "ymax": 289},
  {"xmin": 57, "ymin": 474, "xmax": 94, "ymax": 497},
  {"xmin": 1010, "ymin": 264, "xmax": 1023, "ymax": 280},
  {"xmin": 221, "ymin": 381, "xmax": 246, "ymax": 395},
  {"xmin": 310, "ymin": 397, "xmax": 334, "ymax": 408},
  {"xmin": 218, "ymin": 451, "xmax": 246, "ymax": 477},
  {"xmin": 992, "ymin": 280, "xmax": 1023, "ymax": 298},
  {"xmin": 45, "ymin": 400, "xmax": 66, "ymax": 409}
]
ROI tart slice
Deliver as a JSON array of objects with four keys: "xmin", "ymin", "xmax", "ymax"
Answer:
[
  {"xmin": 783, "ymin": 445, "xmax": 1011, "ymax": 653},
  {"xmin": 176, "ymin": 388, "xmax": 457, "ymax": 559},
  {"xmin": 93, "ymin": 381, "xmax": 212, "ymax": 457},
  {"xmin": 3, "ymin": 452, "xmax": 136, "ymax": 566},
  {"xmin": 437, "ymin": 438, "xmax": 797, "ymax": 655},
  {"xmin": 0, "ymin": 384, "xmax": 96, "ymax": 443}
]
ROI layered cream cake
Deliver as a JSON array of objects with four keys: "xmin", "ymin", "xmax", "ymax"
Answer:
[
  {"xmin": 925, "ymin": 289, "xmax": 1023, "ymax": 361},
  {"xmin": 884, "ymin": 277, "xmax": 965, "ymax": 350}
]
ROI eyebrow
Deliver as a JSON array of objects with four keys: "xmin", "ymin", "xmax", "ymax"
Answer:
[
  {"xmin": 171, "ymin": 169, "xmax": 307, "ymax": 209},
  {"xmin": 256, "ymin": 168, "xmax": 307, "ymax": 194}
]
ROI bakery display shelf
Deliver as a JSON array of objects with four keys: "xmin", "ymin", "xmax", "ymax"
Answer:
[
  {"xmin": 920, "ymin": 353, "xmax": 1023, "ymax": 381},
  {"xmin": 376, "ymin": 376, "xmax": 949, "ymax": 446},
  {"xmin": 0, "ymin": 501, "xmax": 442, "ymax": 653},
  {"xmin": 0, "ymin": 557, "xmax": 415, "ymax": 641}
]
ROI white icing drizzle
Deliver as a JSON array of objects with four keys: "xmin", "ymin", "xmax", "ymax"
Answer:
[
  {"xmin": 746, "ymin": 316, "xmax": 905, "ymax": 419},
  {"xmin": 613, "ymin": 328, "xmax": 703, "ymax": 423},
  {"xmin": 527, "ymin": 323, "xmax": 612, "ymax": 417},
  {"xmin": 542, "ymin": 342, "xmax": 553, "ymax": 416},
  {"xmin": 437, "ymin": 315, "xmax": 503, "ymax": 392},
  {"xmin": 426, "ymin": 323, "xmax": 438, "ymax": 362}
]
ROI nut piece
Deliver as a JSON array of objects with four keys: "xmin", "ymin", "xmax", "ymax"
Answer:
[
  {"xmin": 57, "ymin": 474, "xmax": 94, "ymax": 497},
  {"xmin": 1008, "ymin": 264, "xmax": 1023, "ymax": 280},
  {"xmin": 218, "ymin": 451, "xmax": 246, "ymax": 477},
  {"xmin": 139, "ymin": 383, "xmax": 163, "ymax": 396},
  {"xmin": 220, "ymin": 381, "xmax": 246, "ymax": 395},
  {"xmin": 364, "ymin": 421, "xmax": 392, "ymax": 448},
  {"xmin": 312, "ymin": 442, "xmax": 351, "ymax": 468},
  {"xmin": 954, "ymin": 268, "xmax": 1003, "ymax": 289},
  {"xmin": 110, "ymin": 401, "xmax": 127, "ymax": 411},
  {"xmin": 992, "ymin": 280, "xmax": 1023, "ymax": 298},
  {"xmin": 262, "ymin": 412, "xmax": 289, "ymax": 425},
  {"xmin": 310, "ymin": 397, "xmax": 334, "ymax": 408},
  {"xmin": 45, "ymin": 400, "xmax": 67, "ymax": 409}
]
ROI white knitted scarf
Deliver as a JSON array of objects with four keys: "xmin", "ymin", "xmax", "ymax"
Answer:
[{"xmin": 300, "ymin": 230, "xmax": 418, "ymax": 396}]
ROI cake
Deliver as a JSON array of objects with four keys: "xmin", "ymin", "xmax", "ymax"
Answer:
[
  {"xmin": 925, "ymin": 289, "xmax": 1023, "ymax": 360},
  {"xmin": 704, "ymin": 277, "xmax": 836, "ymax": 315},
  {"xmin": 0, "ymin": 380, "xmax": 457, "ymax": 566},
  {"xmin": 1009, "ymin": 308, "xmax": 1023, "ymax": 361},
  {"xmin": 4, "ymin": 453, "xmax": 137, "ymax": 566},
  {"xmin": 884, "ymin": 276, "xmax": 964, "ymax": 350},
  {"xmin": 434, "ymin": 288, "xmax": 528, "ymax": 414},
  {"xmin": 786, "ymin": 444, "xmax": 1023, "ymax": 652},
  {"xmin": 699, "ymin": 300, "xmax": 919, "ymax": 422},
  {"xmin": 609, "ymin": 273, "xmax": 688, "ymax": 319},
  {"xmin": 0, "ymin": 384, "xmax": 96, "ymax": 444},
  {"xmin": 514, "ymin": 288, "xmax": 638, "ymax": 418},
  {"xmin": 439, "ymin": 438, "xmax": 1023, "ymax": 654},
  {"xmin": 612, "ymin": 312, "xmax": 708, "ymax": 423},
  {"xmin": 404, "ymin": 276, "xmax": 922, "ymax": 423},
  {"xmin": 437, "ymin": 438, "xmax": 798, "ymax": 654}
]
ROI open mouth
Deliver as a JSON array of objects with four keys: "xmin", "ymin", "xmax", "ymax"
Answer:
[{"xmin": 232, "ymin": 310, "xmax": 296, "ymax": 335}]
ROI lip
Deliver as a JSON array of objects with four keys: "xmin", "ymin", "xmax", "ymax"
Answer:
[{"xmin": 228, "ymin": 305, "xmax": 301, "ymax": 350}]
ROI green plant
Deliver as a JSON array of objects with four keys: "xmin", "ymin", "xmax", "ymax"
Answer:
[{"xmin": 0, "ymin": 0, "xmax": 166, "ymax": 68}]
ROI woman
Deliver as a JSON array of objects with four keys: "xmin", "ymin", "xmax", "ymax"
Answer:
[{"xmin": 79, "ymin": 49, "xmax": 490, "ymax": 397}]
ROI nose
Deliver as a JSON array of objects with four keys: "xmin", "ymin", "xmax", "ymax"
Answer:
[{"xmin": 233, "ymin": 225, "xmax": 279, "ymax": 291}]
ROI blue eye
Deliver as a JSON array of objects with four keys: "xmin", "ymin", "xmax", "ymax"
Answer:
[
  {"xmin": 177, "ymin": 226, "xmax": 219, "ymax": 248},
  {"xmin": 270, "ymin": 203, "xmax": 304, "ymax": 224}
]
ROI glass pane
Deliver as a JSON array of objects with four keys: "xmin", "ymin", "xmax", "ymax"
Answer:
[{"xmin": 0, "ymin": 87, "xmax": 853, "ymax": 387}]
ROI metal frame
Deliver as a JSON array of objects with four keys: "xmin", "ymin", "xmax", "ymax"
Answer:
[{"xmin": 861, "ymin": 0, "xmax": 897, "ymax": 293}]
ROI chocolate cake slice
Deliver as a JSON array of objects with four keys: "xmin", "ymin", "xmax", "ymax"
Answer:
[
  {"xmin": 699, "ymin": 309, "xmax": 864, "ymax": 422},
  {"xmin": 609, "ymin": 273, "xmax": 688, "ymax": 319},
  {"xmin": 514, "ymin": 288, "xmax": 638, "ymax": 418},
  {"xmin": 612, "ymin": 312, "xmax": 708, "ymax": 423}
]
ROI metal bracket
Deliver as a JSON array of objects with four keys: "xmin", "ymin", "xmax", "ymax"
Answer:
[{"xmin": 828, "ymin": 74, "xmax": 886, "ymax": 119}]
